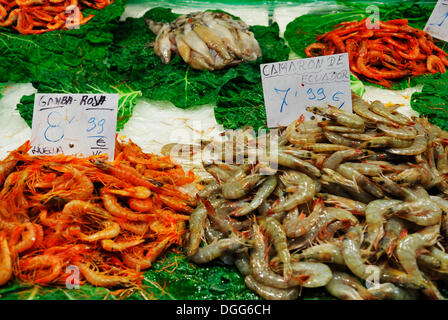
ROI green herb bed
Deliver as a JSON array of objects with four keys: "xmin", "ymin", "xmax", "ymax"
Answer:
[
  {"xmin": 0, "ymin": 250, "xmax": 339, "ymax": 300},
  {"xmin": 0, "ymin": 252, "xmax": 259, "ymax": 300},
  {"xmin": 0, "ymin": 2, "xmax": 288, "ymax": 300}
]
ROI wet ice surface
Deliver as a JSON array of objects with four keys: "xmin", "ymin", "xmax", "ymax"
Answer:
[
  {"xmin": 118, "ymin": 98, "xmax": 225, "ymax": 180},
  {"xmin": 363, "ymin": 85, "xmax": 423, "ymax": 119},
  {"xmin": 0, "ymin": 84, "xmax": 35, "ymax": 160},
  {"xmin": 121, "ymin": 2, "xmax": 269, "ymax": 26},
  {"xmin": 118, "ymin": 2, "xmax": 422, "ymax": 154},
  {"xmin": 118, "ymin": 99, "xmax": 223, "ymax": 155},
  {"xmin": 0, "ymin": 3, "xmax": 423, "ymax": 161}
]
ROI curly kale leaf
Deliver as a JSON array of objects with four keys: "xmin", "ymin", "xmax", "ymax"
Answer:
[
  {"xmin": 411, "ymin": 72, "xmax": 448, "ymax": 130},
  {"xmin": 0, "ymin": 252, "xmax": 259, "ymax": 300},
  {"xmin": 0, "ymin": 0, "xmax": 125, "ymax": 83},
  {"xmin": 107, "ymin": 7, "xmax": 289, "ymax": 121}
]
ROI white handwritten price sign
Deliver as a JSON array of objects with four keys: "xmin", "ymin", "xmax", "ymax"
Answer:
[
  {"xmin": 260, "ymin": 53, "xmax": 352, "ymax": 128},
  {"xmin": 30, "ymin": 94, "xmax": 119, "ymax": 159},
  {"xmin": 424, "ymin": 0, "xmax": 448, "ymax": 41}
]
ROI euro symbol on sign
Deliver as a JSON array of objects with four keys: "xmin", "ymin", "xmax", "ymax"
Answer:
[{"xmin": 96, "ymin": 137, "xmax": 106, "ymax": 147}]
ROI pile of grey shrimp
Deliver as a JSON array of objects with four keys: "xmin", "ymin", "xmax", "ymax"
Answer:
[{"xmin": 181, "ymin": 92, "xmax": 448, "ymax": 300}]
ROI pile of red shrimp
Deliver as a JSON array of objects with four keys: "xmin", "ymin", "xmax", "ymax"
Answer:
[
  {"xmin": 305, "ymin": 18, "xmax": 448, "ymax": 88},
  {"xmin": 0, "ymin": 139, "xmax": 196, "ymax": 289},
  {"xmin": 0, "ymin": 0, "xmax": 112, "ymax": 35}
]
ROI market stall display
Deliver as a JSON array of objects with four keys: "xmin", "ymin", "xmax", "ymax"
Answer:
[
  {"xmin": 0, "ymin": 139, "xmax": 193, "ymax": 288},
  {"xmin": 169, "ymin": 92, "xmax": 448, "ymax": 300},
  {"xmin": 147, "ymin": 11, "xmax": 262, "ymax": 70},
  {"xmin": 1, "ymin": 0, "xmax": 448, "ymax": 301},
  {"xmin": 284, "ymin": 2, "xmax": 446, "ymax": 88},
  {"xmin": 0, "ymin": 0, "xmax": 112, "ymax": 34},
  {"xmin": 284, "ymin": 0, "xmax": 448, "ymax": 142},
  {"xmin": 304, "ymin": 19, "xmax": 448, "ymax": 87},
  {"xmin": 6, "ymin": 6, "xmax": 287, "ymax": 131}
]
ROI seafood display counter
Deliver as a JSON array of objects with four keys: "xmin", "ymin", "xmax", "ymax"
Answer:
[{"xmin": 1, "ymin": 0, "xmax": 448, "ymax": 301}]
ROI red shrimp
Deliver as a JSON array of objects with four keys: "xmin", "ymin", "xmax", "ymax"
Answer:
[
  {"xmin": 158, "ymin": 194, "xmax": 194, "ymax": 214},
  {"xmin": 73, "ymin": 258, "xmax": 139, "ymax": 287},
  {"xmin": 101, "ymin": 189, "xmax": 153, "ymax": 222},
  {"xmin": 128, "ymin": 198, "xmax": 154, "ymax": 213},
  {"xmin": 94, "ymin": 160, "xmax": 164, "ymax": 191},
  {"xmin": 122, "ymin": 237, "xmax": 172, "ymax": 271},
  {"xmin": 17, "ymin": 254, "xmax": 63, "ymax": 284},
  {"xmin": 10, "ymin": 223, "xmax": 38, "ymax": 256},
  {"xmin": 0, "ymin": 233, "xmax": 12, "ymax": 286},
  {"xmin": 427, "ymin": 55, "xmax": 447, "ymax": 74}
]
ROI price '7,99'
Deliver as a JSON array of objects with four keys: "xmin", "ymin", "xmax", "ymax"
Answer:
[{"xmin": 274, "ymin": 86, "xmax": 345, "ymax": 113}]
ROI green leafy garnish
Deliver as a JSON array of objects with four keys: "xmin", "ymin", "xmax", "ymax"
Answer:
[
  {"xmin": 143, "ymin": 252, "xmax": 259, "ymax": 300},
  {"xmin": 2, "ymin": 0, "xmax": 142, "ymax": 131},
  {"xmin": 216, "ymin": 77, "xmax": 267, "ymax": 131},
  {"xmin": 0, "ymin": 0, "xmax": 124, "ymax": 84},
  {"xmin": 411, "ymin": 72, "xmax": 448, "ymax": 130},
  {"xmin": 0, "ymin": 252, "xmax": 258, "ymax": 300},
  {"xmin": 107, "ymin": 9, "xmax": 289, "ymax": 112},
  {"xmin": 0, "ymin": 83, "xmax": 5, "ymax": 100},
  {"xmin": 12, "ymin": 7, "xmax": 290, "ymax": 130}
]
